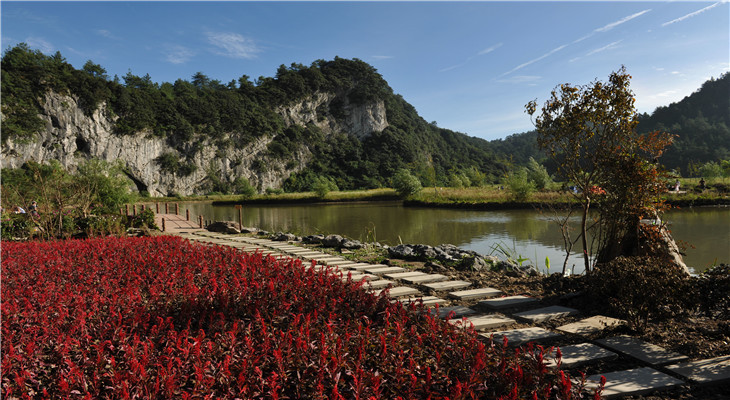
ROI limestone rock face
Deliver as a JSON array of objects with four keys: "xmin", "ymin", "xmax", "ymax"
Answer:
[{"xmin": 1, "ymin": 90, "xmax": 388, "ymax": 196}]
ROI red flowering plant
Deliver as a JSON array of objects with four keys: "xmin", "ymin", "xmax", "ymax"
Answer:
[{"xmin": 2, "ymin": 236, "xmax": 595, "ymax": 399}]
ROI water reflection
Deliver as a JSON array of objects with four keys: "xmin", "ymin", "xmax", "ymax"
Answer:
[{"xmin": 165, "ymin": 201, "xmax": 728, "ymax": 274}]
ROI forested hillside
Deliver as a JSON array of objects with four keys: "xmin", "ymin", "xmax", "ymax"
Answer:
[
  {"xmin": 486, "ymin": 73, "xmax": 730, "ymax": 176},
  {"xmin": 636, "ymin": 73, "xmax": 730, "ymax": 175},
  {"xmin": 1, "ymin": 44, "xmax": 507, "ymax": 194}
]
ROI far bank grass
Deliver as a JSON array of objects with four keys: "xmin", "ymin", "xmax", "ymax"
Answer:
[{"xmin": 138, "ymin": 182, "xmax": 727, "ymax": 208}]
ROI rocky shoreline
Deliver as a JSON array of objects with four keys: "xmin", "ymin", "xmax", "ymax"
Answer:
[{"xmin": 206, "ymin": 220, "xmax": 540, "ymax": 277}]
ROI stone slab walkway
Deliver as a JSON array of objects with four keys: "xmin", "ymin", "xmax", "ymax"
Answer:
[
  {"xmin": 513, "ymin": 305, "xmax": 580, "ymax": 323},
  {"xmin": 557, "ymin": 315, "xmax": 624, "ymax": 336},
  {"xmin": 665, "ymin": 354, "xmax": 730, "ymax": 385},
  {"xmin": 478, "ymin": 295, "xmax": 538, "ymax": 310},
  {"xmin": 434, "ymin": 306, "xmax": 477, "ymax": 319},
  {"xmin": 484, "ymin": 327, "xmax": 563, "ymax": 346},
  {"xmin": 545, "ymin": 343, "xmax": 618, "ymax": 369},
  {"xmin": 449, "ymin": 314, "xmax": 516, "ymax": 331},
  {"xmin": 423, "ymin": 280, "xmax": 472, "ymax": 291},
  {"xmin": 585, "ymin": 367, "xmax": 684, "ymax": 399},
  {"xmin": 595, "ymin": 336, "xmax": 689, "ymax": 366},
  {"xmin": 449, "ymin": 287, "xmax": 502, "ymax": 300}
]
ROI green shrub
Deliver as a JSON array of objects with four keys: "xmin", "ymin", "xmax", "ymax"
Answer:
[
  {"xmin": 502, "ymin": 167, "xmax": 535, "ymax": 201},
  {"xmin": 311, "ymin": 176, "xmax": 338, "ymax": 198},
  {"xmin": 527, "ymin": 157, "xmax": 552, "ymax": 190},
  {"xmin": 587, "ymin": 256, "xmax": 694, "ymax": 331},
  {"xmin": 233, "ymin": 177, "xmax": 257, "ymax": 197},
  {"xmin": 392, "ymin": 169, "xmax": 422, "ymax": 197},
  {"xmin": 1, "ymin": 213, "xmax": 34, "ymax": 240}
]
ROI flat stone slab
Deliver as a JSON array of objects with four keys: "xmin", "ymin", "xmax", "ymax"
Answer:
[
  {"xmin": 449, "ymin": 287, "xmax": 503, "ymax": 300},
  {"xmin": 342, "ymin": 273, "xmax": 379, "ymax": 281},
  {"xmin": 483, "ymin": 327, "xmax": 563, "ymax": 346},
  {"xmin": 386, "ymin": 271, "xmax": 427, "ymax": 279},
  {"xmin": 373, "ymin": 286, "xmax": 421, "ymax": 298},
  {"xmin": 585, "ymin": 368, "xmax": 684, "ymax": 399},
  {"xmin": 298, "ymin": 253, "xmax": 330, "ymax": 260},
  {"xmin": 346, "ymin": 263, "xmax": 380, "ymax": 270},
  {"xmin": 402, "ymin": 274, "xmax": 449, "ymax": 284},
  {"xmin": 449, "ymin": 314, "xmax": 516, "ymax": 331},
  {"xmin": 545, "ymin": 343, "xmax": 618, "ymax": 369},
  {"xmin": 513, "ymin": 305, "xmax": 579, "ymax": 323},
  {"xmin": 365, "ymin": 279, "xmax": 395, "ymax": 289},
  {"xmin": 595, "ymin": 336, "xmax": 689, "ymax": 366},
  {"xmin": 319, "ymin": 258, "xmax": 350, "ymax": 265},
  {"xmin": 433, "ymin": 306, "xmax": 477, "ymax": 319},
  {"xmin": 397, "ymin": 296, "xmax": 449, "ymax": 307},
  {"xmin": 423, "ymin": 280, "xmax": 472, "ymax": 291},
  {"xmin": 327, "ymin": 261, "xmax": 358, "ymax": 268},
  {"xmin": 557, "ymin": 315, "xmax": 624, "ymax": 335},
  {"xmin": 666, "ymin": 355, "xmax": 730, "ymax": 385},
  {"xmin": 364, "ymin": 266, "xmax": 406, "ymax": 274}
]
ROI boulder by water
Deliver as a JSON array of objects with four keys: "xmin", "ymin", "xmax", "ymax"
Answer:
[{"xmin": 207, "ymin": 221, "xmax": 241, "ymax": 234}]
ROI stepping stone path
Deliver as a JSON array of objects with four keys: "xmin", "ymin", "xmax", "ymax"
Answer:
[
  {"xmin": 513, "ymin": 305, "xmax": 579, "ymax": 323},
  {"xmin": 666, "ymin": 354, "xmax": 730, "ymax": 385},
  {"xmin": 545, "ymin": 343, "xmax": 618, "ymax": 369},
  {"xmin": 484, "ymin": 327, "xmax": 563, "ymax": 346},
  {"xmin": 423, "ymin": 280, "xmax": 472, "ymax": 291},
  {"xmin": 449, "ymin": 287, "xmax": 502, "ymax": 300},
  {"xmin": 595, "ymin": 336, "xmax": 689, "ymax": 366},
  {"xmin": 170, "ymin": 229, "xmax": 724, "ymax": 399},
  {"xmin": 373, "ymin": 286, "xmax": 420, "ymax": 298},
  {"xmin": 449, "ymin": 314, "xmax": 516, "ymax": 331},
  {"xmin": 398, "ymin": 296, "xmax": 449, "ymax": 306},
  {"xmin": 364, "ymin": 266, "xmax": 406, "ymax": 274},
  {"xmin": 585, "ymin": 368, "xmax": 684, "ymax": 399},
  {"xmin": 434, "ymin": 305, "xmax": 477, "ymax": 319},
  {"xmin": 557, "ymin": 315, "xmax": 624, "ymax": 335},
  {"xmin": 402, "ymin": 273, "xmax": 449, "ymax": 284}
]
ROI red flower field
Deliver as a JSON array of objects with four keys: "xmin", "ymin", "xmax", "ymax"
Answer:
[{"xmin": 1, "ymin": 236, "xmax": 588, "ymax": 399}]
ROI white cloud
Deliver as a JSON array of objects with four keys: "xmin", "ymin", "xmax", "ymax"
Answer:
[
  {"xmin": 164, "ymin": 45, "xmax": 194, "ymax": 64},
  {"xmin": 440, "ymin": 42, "xmax": 501, "ymax": 72},
  {"xmin": 502, "ymin": 44, "xmax": 568, "ymax": 76},
  {"xmin": 662, "ymin": 2, "xmax": 723, "ymax": 27},
  {"xmin": 439, "ymin": 62, "xmax": 467, "ymax": 73},
  {"xmin": 96, "ymin": 29, "xmax": 115, "ymax": 39},
  {"xmin": 25, "ymin": 37, "xmax": 54, "ymax": 54},
  {"xmin": 206, "ymin": 32, "xmax": 260, "ymax": 59},
  {"xmin": 586, "ymin": 40, "xmax": 623, "ymax": 56},
  {"xmin": 503, "ymin": 9, "xmax": 650, "ymax": 76},
  {"xmin": 595, "ymin": 9, "xmax": 652, "ymax": 33},
  {"xmin": 478, "ymin": 42, "xmax": 503, "ymax": 56},
  {"xmin": 372, "ymin": 55, "xmax": 394, "ymax": 60}
]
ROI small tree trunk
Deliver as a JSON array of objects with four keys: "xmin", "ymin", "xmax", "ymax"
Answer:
[{"xmin": 581, "ymin": 197, "xmax": 591, "ymax": 273}]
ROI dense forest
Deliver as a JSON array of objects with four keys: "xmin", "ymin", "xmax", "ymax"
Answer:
[
  {"xmin": 1, "ymin": 44, "xmax": 508, "ymax": 192},
  {"xmin": 635, "ymin": 73, "xmax": 730, "ymax": 176}
]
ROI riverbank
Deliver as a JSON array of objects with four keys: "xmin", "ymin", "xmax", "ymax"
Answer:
[{"xmin": 140, "ymin": 185, "xmax": 729, "ymax": 210}]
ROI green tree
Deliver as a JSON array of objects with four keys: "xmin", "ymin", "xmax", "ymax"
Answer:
[
  {"xmin": 502, "ymin": 167, "xmax": 535, "ymax": 201},
  {"xmin": 392, "ymin": 169, "xmax": 423, "ymax": 197},
  {"xmin": 698, "ymin": 161, "xmax": 723, "ymax": 179},
  {"xmin": 526, "ymin": 67, "xmax": 675, "ymax": 272},
  {"xmin": 526, "ymin": 157, "xmax": 552, "ymax": 189}
]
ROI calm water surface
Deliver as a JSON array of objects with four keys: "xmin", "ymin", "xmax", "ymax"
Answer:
[{"xmin": 177, "ymin": 201, "xmax": 729, "ymax": 274}]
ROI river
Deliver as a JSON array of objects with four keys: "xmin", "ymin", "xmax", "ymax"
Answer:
[{"xmin": 170, "ymin": 201, "xmax": 729, "ymax": 274}]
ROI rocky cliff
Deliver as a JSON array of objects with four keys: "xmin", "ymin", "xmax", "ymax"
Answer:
[{"xmin": 2, "ymin": 91, "xmax": 388, "ymax": 196}]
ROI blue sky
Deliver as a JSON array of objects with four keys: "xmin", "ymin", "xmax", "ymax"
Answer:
[{"xmin": 2, "ymin": 1, "xmax": 728, "ymax": 141}]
